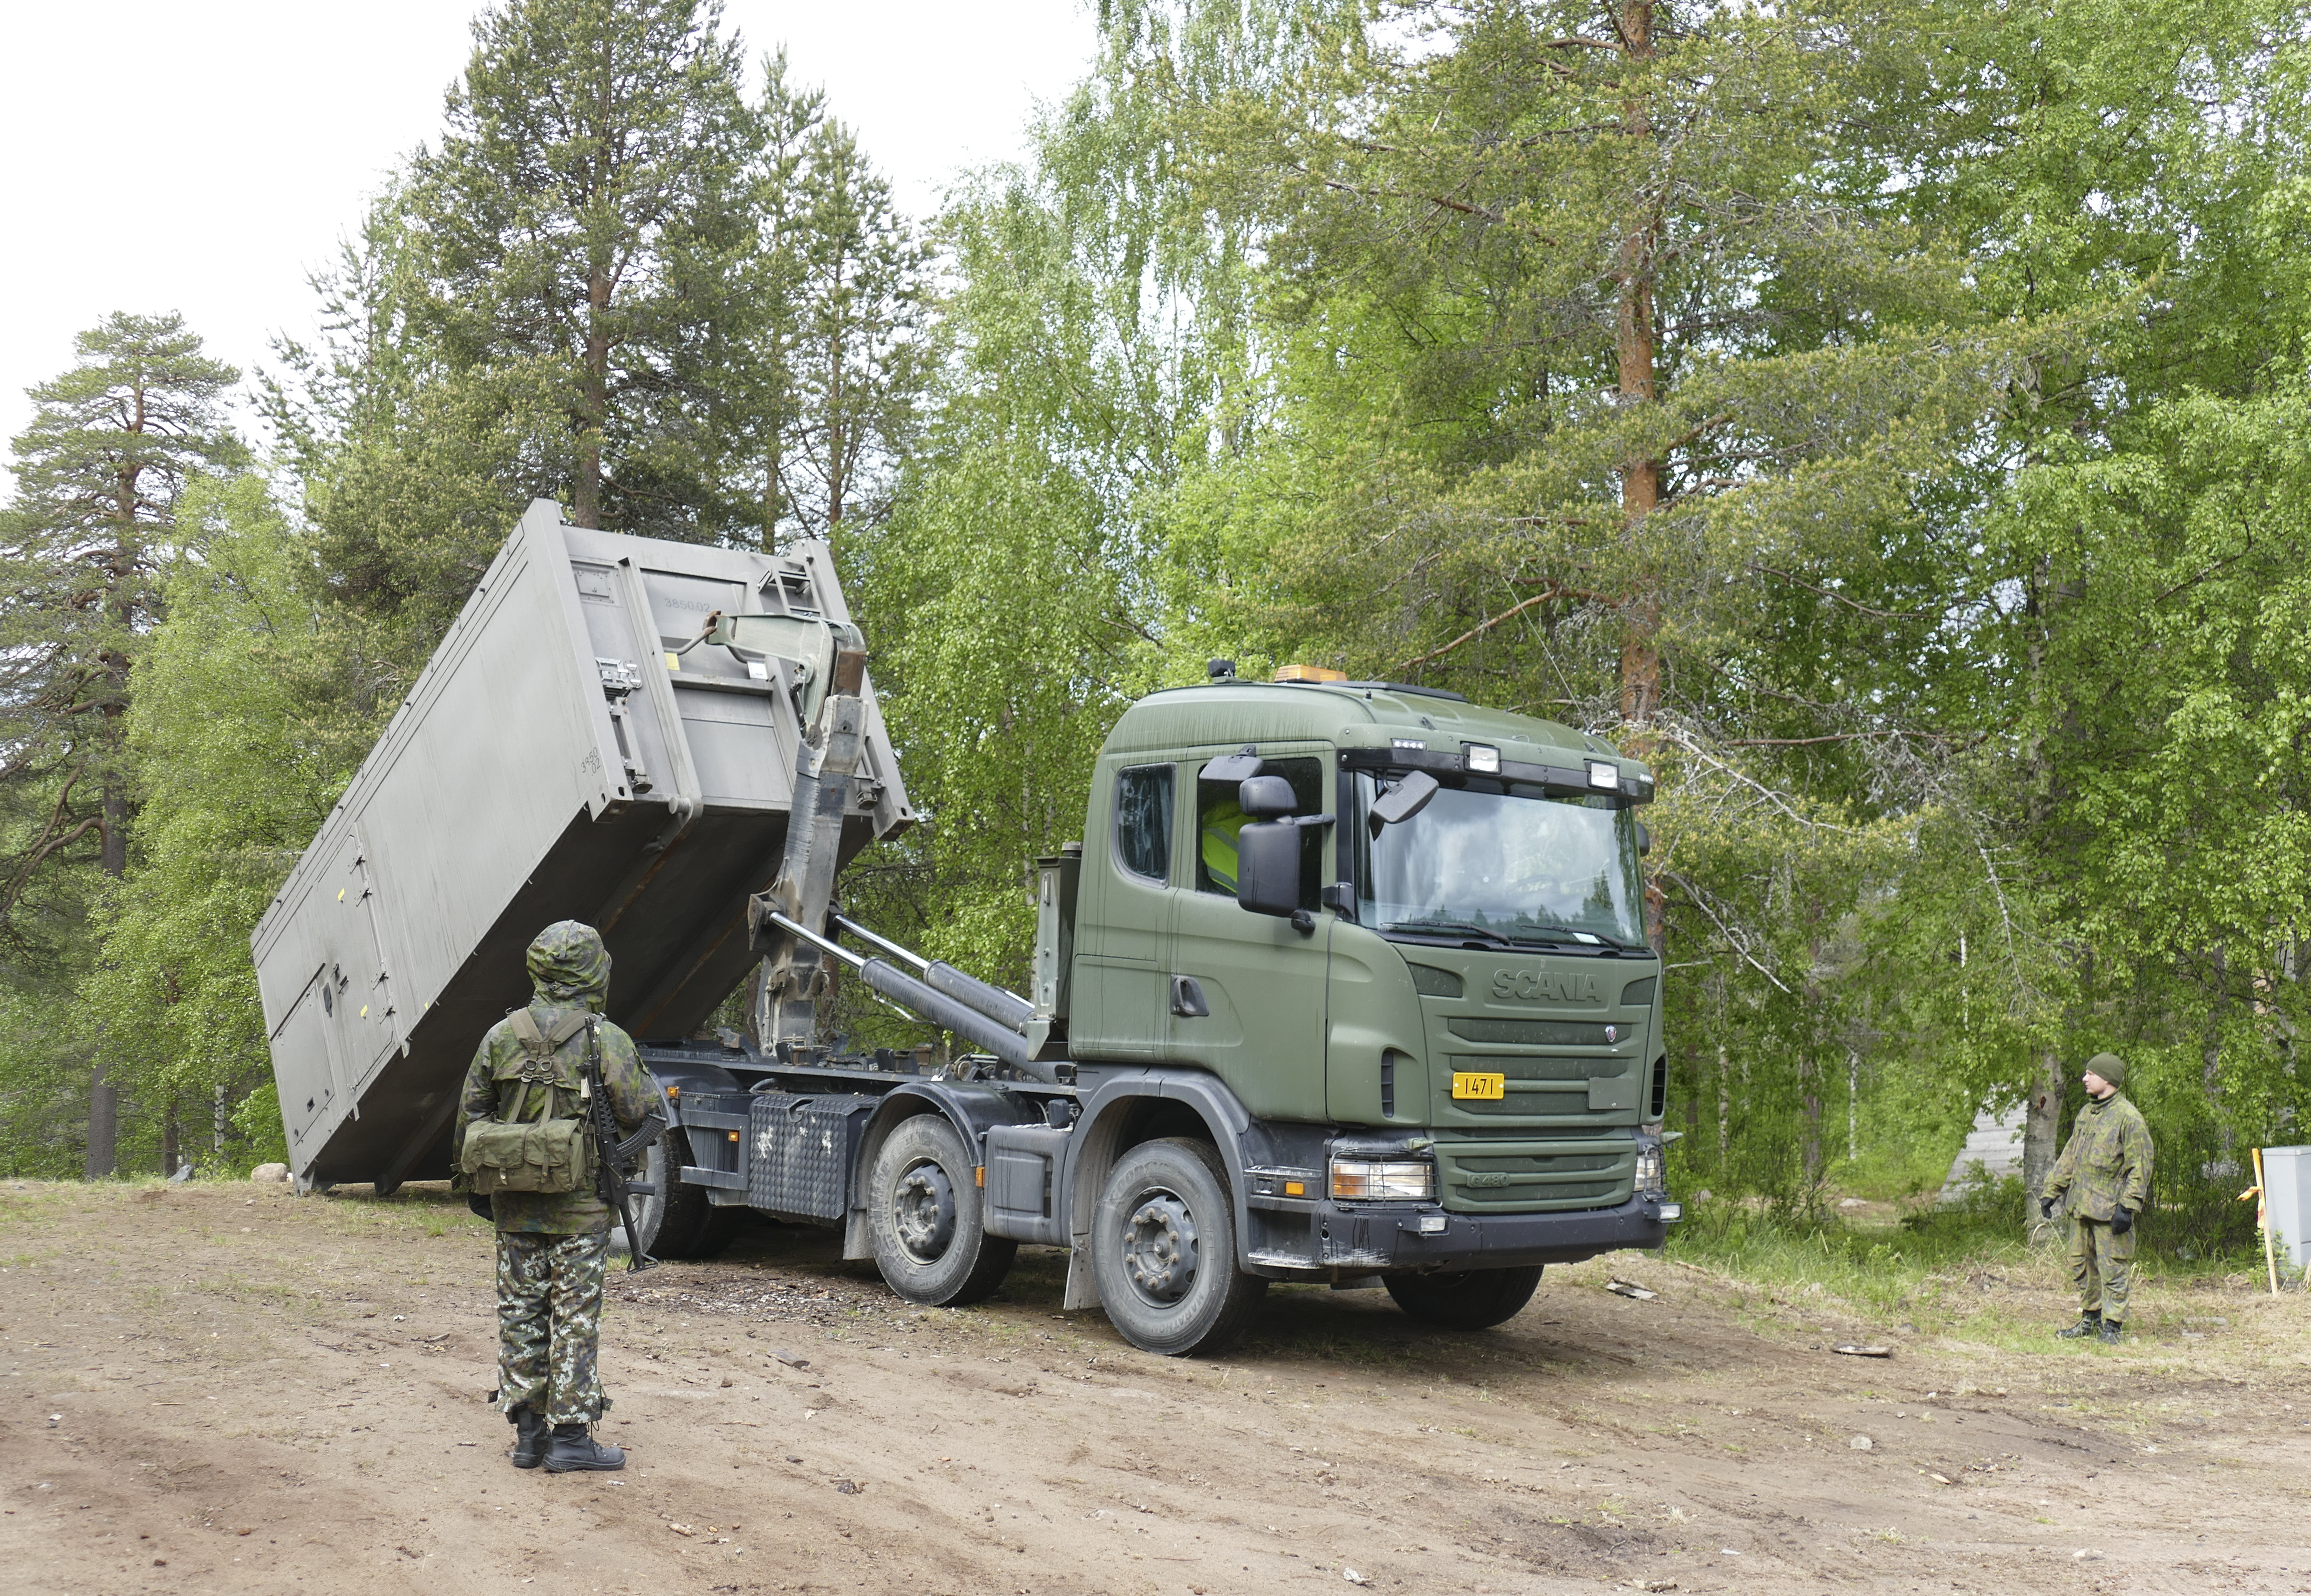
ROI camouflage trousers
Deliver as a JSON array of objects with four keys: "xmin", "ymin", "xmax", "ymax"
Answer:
[
  {"xmin": 2069, "ymin": 1215, "xmax": 2136, "ymax": 1323},
  {"xmin": 495, "ymin": 1229, "xmax": 611, "ymax": 1426}
]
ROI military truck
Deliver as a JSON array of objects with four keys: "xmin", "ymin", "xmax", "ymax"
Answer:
[{"xmin": 255, "ymin": 503, "xmax": 1678, "ymax": 1357}]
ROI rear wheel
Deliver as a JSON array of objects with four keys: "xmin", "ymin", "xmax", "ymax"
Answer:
[
  {"xmin": 1092, "ymin": 1137, "xmax": 1267, "ymax": 1357},
  {"xmin": 869, "ymin": 1115, "xmax": 1016, "ymax": 1305},
  {"xmin": 630, "ymin": 1129, "xmax": 743, "ymax": 1261},
  {"xmin": 1384, "ymin": 1266, "xmax": 1543, "ymax": 1330}
]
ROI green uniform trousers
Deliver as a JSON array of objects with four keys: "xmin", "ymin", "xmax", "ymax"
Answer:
[
  {"xmin": 495, "ymin": 1229, "xmax": 611, "ymax": 1425},
  {"xmin": 2067, "ymin": 1215, "xmax": 2135, "ymax": 1323}
]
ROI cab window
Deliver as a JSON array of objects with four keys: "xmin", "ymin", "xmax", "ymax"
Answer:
[
  {"xmin": 1197, "ymin": 755, "xmax": 1325, "ymax": 902},
  {"xmin": 1113, "ymin": 763, "xmax": 1174, "ymax": 882}
]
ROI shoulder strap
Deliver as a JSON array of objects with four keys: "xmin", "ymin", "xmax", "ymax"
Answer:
[
  {"xmin": 502, "ymin": 1009, "xmax": 549, "ymax": 1123},
  {"xmin": 509, "ymin": 1007, "xmax": 550, "ymax": 1058},
  {"xmin": 544, "ymin": 1009, "xmax": 593, "ymax": 1048}
]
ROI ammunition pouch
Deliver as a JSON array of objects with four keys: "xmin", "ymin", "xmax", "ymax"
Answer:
[{"xmin": 459, "ymin": 1115, "xmax": 595, "ymax": 1194}]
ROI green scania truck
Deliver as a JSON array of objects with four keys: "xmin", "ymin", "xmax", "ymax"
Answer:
[
  {"xmin": 658, "ymin": 655, "xmax": 1679, "ymax": 1357},
  {"xmin": 253, "ymin": 507, "xmax": 1676, "ymax": 1357}
]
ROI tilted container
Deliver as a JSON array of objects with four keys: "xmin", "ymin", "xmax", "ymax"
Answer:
[{"xmin": 250, "ymin": 500, "xmax": 910, "ymax": 1190}]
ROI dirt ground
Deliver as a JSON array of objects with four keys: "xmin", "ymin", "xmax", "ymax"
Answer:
[{"xmin": 5, "ymin": 1180, "xmax": 2309, "ymax": 1596}]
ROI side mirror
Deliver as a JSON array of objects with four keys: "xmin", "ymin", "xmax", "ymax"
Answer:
[
  {"xmin": 1634, "ymin": 819, "xmax": 1651, "ymax": 857},
  {"xmin": 1235, "ymin": 822, "xmax": 1301, "ymax": 918},
  {"xmin": 1238, "ymin": 774, "xmax": 1298, "ymax": 818},
  {"xmin": 1367, "ymin": 770, "xmax": 1439, "ymax": 837}
]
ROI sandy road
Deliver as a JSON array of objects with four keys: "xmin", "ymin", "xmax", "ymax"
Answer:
[{"xmin": 4, "ymin": 1179, "xmax": 2309, "ymax": 1596}]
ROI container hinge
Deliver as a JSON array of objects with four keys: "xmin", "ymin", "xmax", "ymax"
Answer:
[{"xmin": 595, "ymin": 658, "xmax": 654, "ymax": 794}]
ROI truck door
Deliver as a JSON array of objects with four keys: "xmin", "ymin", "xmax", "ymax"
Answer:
[
  {"xmin": 1165, "ymin": 751, "xmax": 1331, "ymax": 1120},
  {"xmin": 1065, "ymin": 757, "xmax": 1175, "ymax": 1059}
]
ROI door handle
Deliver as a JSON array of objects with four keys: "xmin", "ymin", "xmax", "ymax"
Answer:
[{"xmin": 1170, "ymin": 975, "xmax": 1210, "ymax": 1018}]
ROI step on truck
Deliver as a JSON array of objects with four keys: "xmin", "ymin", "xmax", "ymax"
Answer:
[{"xmin": 254, "ymin": 501, "xmax": 1680, "ymax": 1357}]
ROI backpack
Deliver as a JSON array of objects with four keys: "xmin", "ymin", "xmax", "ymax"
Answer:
[{"xmin": 457, "ymin": 1007, "xmax": 599, "ymax": 1196}]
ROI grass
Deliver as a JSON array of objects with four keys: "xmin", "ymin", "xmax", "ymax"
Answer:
[{"xmin": 1659, "ymin": 1191, "xmax": 2300, "ymax": 1355}]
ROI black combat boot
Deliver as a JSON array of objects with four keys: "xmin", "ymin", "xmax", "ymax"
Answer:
[
  {"xmin": 2056, "ymin": 1310, "xmax": 2102, "ymax": 1339},
  {"xmin": 542, "ymin": 1422, "xmax": 625, "ymax": 1473},
  {"xmin": 508, "ymin": 1404, "xmax": 547, "ymax": 1469},
  {"xmin": 2096, "ymin": 1318, "xmax": 2124, "ymax": 1345}
]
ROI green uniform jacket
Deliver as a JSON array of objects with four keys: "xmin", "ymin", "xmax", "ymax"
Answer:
[
  {"xmin": 2041, "ymin": 1090, "xmax": 2154, "ymax": 1221},
  {"xmin": 454, "ymin": 1000, "xmax": 658, "ymax": 1235}
]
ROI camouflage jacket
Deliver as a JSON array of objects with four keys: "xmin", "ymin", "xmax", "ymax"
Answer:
[
  {"xmin": 2042, "ymin": 1090, "xmax": 2154, "ymax": 1221},
  {"xmin": 454, "ymin": 1000, "xmax": 657, "ymax": 1235}
]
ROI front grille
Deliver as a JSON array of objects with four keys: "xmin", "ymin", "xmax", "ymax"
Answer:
[
  {"xmin": 1434, "ymin": 1135, "xmax": 1637, "ymax": 1214},
  {"xmin": 1439, "ymin": 1052, "xmax": 1634, "ymax": 1120},
  {"xmin": 1448, "ymin": 1053, "xmax": 1597, "ymax": 1081},
  {"xmin": 1446, "ymin": 1016, "xmax": 1616, "ymax": 1046}
]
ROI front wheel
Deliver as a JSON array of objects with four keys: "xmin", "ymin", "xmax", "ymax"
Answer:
[
  {"xmin": 1092, "ymin": 1138, "xmax": 1267, "ymax": 1357},
  {"xmin": 869, "ymin": 1115, "xmax": 1016, "ymax": 1306},
  {"xmin": 1384, "ymin": 1265, "xmax": 1543, "ymax": 1330}
]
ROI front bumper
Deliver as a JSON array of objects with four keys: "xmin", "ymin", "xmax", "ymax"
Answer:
[{"xmin": 1241, "ymin": 1188, "xmax": 1673, "ymax": 1279}]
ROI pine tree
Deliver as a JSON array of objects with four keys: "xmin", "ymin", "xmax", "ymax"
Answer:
[
  {"xmin": 406, "ymin": 0, "xmax": 761, "ymax": 536},
  {"xmin": 731, "ymin": 61, "xmax": 929, "ymax": 549},
  {"xmin": 0, "ymin": 312, "xmax": 244, "ymax": 1175}
]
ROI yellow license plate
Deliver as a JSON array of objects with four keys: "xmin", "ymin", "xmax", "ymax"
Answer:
[{"xmin": 1452, "ymin": 1071, "xmax": 1507, "ymax": 1101}]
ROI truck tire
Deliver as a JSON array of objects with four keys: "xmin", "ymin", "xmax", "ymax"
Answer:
[
  {"xmin": 869, "ymin": 1114, "xmax": 1016, "ymax": 1306},
  {"xmin": 1384, "ymin": 1266, "xmax": 1543, "ymax": 1330},
  {"xmin": 642, "ymin": 1128, "xmax": 743, "ymax": 1261},
  {"xmin": 1092, "ymin": 1137, "xmax": 1267, "ymax": 1357}
]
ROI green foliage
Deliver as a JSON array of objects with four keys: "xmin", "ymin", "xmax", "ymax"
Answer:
[
  {"xmin": 839, "ymin": 157, "xmax": 1179, "ymax": 993},
  {"xmin": 408, "ymin": 0, "xmax": 761, "ymax": 535},
  {"xmin": 78, "ymin": 473, "xmax": 389, "ymax": 1167},
  {"xmin": 11, "ymin": 0, "xmax": 2311, "ymax": 1242},
  {"xmin": 0, "ymin": 312, "xmax": 245, "ymax": 947}
]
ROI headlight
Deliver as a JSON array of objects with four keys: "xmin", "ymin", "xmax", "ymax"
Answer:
[
  {"xmin": 1330, "ymin": 1159, "xmax": 1436, "ymax": 1200},
  {"xmin": 1635, "ymin": 1144, "xmax": 1664, "ymax": 1196}
]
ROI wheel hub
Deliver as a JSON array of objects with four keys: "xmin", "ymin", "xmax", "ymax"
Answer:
[
  {"xmin": 1121, "ymin": 1192, "xmax": 1199, "ymax": 1304},
  {"xmin": 893, "ymin": 1160, "xmax": 956, "ymax": 1263}
]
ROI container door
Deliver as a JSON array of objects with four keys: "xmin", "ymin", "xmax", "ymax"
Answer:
[
  {"xmin": 325, "ymin": 832, "xmax": 399, "ymax": 1091},
  {"xmin": 273, "ymin": 969, "xmax": 337, "ymax": 1158}
]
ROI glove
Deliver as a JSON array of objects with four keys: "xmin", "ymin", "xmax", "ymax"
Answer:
[
  {"xmin": 2039, "ymin": 1197, "xmax": 2055, "ymax": 1220},
  {"xmin": 2111, "ymin": 1209, "xmax": 2133, "ymax": 1236}
]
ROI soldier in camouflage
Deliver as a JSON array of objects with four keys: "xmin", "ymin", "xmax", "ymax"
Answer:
[
  {"xmin": 2039, "ymin": 1052, "xmax": 2154, "ymax": 1346},
  {"xmin": 456, "ymin": 921, "xmax": 660, "ymax": 1472}
]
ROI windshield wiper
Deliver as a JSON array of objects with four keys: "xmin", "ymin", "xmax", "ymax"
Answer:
[
  {"xmin": 1503, "ymin": 924, "xmax": 1638, "ymax": 953},
  {"xmin": 1384, "ymin": 918, "xmax": 1516, "ymax": 949}
]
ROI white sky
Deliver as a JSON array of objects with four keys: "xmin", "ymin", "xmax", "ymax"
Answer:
[{"xmin": 0, "ymin": 0, "xmax": 1098, "ymax": 487}]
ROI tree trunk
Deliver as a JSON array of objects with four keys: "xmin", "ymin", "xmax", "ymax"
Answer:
[
  {"xmin": 1800, "ymin": 1055, "xmax": 1822, "ymax": 1189},
  {"xmin": 85, "ymin": 773, "xmax": 131, "ymax": 1177},
  {"xmin": 162, "ymin": 1105, "xmax": 180, "ymax": 1178},
  {"xmin": 84, "ymin": 1060, "xmax": 118, "ymax": 1179},
  {"xmin": 2022, "ymin": 1047, "xmax": 2065, "ymax": 1241},
  {"xmin": 825, "ymin": 309, "xmax": 847, "ymax": 533},
  {"xmin": 764, "ymin": 431, "xmax": 783, "ymax": 548},
  {"xmin": 573, "ymin": 259, "xmax": 612, "ymax": 528},
  {"xmin": 1613, "ymin": 0, "xmax": 1664, "ymax": 729}
]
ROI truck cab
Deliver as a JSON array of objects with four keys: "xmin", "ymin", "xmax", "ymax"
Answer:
[{"xmin": 1001, "ymin": 667, "xmax": 1675, "ymax": 1352}]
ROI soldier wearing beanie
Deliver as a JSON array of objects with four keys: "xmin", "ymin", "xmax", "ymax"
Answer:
[{"xmin": 2039, "ymin": 1052, "xmax": 2154, "ymax": 1345}]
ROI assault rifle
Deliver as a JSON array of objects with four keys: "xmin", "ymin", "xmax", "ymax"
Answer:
[{"xmin": 584, "ymin": 1018, "xmax": 665, "ymax": 1273}]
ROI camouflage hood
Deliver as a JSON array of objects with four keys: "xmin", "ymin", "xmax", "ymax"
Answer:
[{"xmin": 527, "ymin": 921, "xmax": 611, "ymax": 1004}]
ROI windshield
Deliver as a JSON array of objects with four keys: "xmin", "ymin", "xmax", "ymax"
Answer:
[{"xmin": 1354, "ymin": 772, "xmax": 1648, "ymax": 948}]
